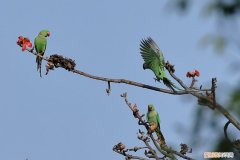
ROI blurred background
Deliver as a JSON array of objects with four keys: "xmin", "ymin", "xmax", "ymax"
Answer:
[{"xmin": 0, "ymin": 0, "xmax": 239, "ymax": 159}]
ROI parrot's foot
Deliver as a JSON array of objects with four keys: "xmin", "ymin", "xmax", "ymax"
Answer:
[
  {"xmin": 30, "ymin": 47, "xmax": 34, "ymax": 53},
  {"xmin": 154, "ymin": 78, "xmax": 160, "ymax": 82},
  {"xmin": 159, "ymin": 141, "xmax": 167, "ymax": 149}
]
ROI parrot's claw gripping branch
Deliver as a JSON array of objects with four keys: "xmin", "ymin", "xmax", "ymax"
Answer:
[
  {"xmin": 119, "ymin": 92, "xmax": 195, "ymax": 160},
  {"xmin": 165, "ymin": 61, "xmax": 175, "ymax": 73}
]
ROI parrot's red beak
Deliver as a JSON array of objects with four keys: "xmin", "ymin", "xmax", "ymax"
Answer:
[{"xmin": 47, "ymin": 32, "xmax": 50, "ymax": 37}]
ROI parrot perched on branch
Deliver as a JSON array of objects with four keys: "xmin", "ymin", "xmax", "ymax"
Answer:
[
  {"xmin": 140, "ymin": 37, "xmax": 181, "ymax": 91},
  {"xmin": 34, "ymin": 29, "xmax": 50, "ymax": 77},
  {"xmin": 146, "ymin": 104, "xmax": 166, "ymax": 146}
]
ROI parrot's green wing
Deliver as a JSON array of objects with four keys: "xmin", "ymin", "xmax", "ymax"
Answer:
[
  {"xmin": 140, "ymin": 37, "xmax": 183, "ymax": 91},
  {"xmin": 147, "ymin": 105, "xmax": 160, "ymax": 126},
  {"xmin": 140, "ymin": 37, "xmax": 165, "ymax": 80},
  {"xmin": 34, "ymin": 35, "xmax": 47, "ymax": 77},
  {"xmin": 34, "ymin": 35, "xmax": 47, "ymax": 54},
  {"xmin": 156, "ymin": 112, "xmax": 160, "ymax": 126}
]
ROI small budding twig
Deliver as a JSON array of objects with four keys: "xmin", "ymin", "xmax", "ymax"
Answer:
[
  {"xmin": 46, "ymin": 54, "xmax": 76, "ymax": 72},
  {"xmin": 196, "ymin": 78, "xmax": 217, "ymax": 110},
  {"xmin": 211, "ymin": 78, "xmax": 217, "ymax": 109},
  {"xmin": 113, "ymin": 142, "xmax": 149, "ymax": 160},
  {"xmin": 189, "ymin": 78, "xmax": 197, "ymax": 89},
  {"xmin": 128, "ymin": 146, "xmax": 149, "ymax": 152},
  {"xmin": 120, "ymin": 93, "xmax": 149, "ymax": 130},
  {"xmin": 106, "ymin": 81, "xmax": 111, "ymax": 95},
  {"xmin": 180, "ymin": 144, "xmax": 192, "ymax": 155}
]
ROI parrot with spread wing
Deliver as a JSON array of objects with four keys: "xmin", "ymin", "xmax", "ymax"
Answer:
[
  {"xmin": 140, "ymin": 37, "xmax": 180, "ymax": 91},
  {"xmin": 34, "ymin": 29, "xmax": 50, "ymax": 77},
  {"xmin": 146, "ymin": 104, "xmax": 166, "ymax": 146}
]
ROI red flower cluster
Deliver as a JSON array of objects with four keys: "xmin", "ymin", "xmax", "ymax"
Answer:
[
  {"xmin": 186, "ymin": 70, "xmax": 200, "ymax": 78},
  {"xmin": 17, "ymin": 36, "xmax": 33, "ymax": 51}
]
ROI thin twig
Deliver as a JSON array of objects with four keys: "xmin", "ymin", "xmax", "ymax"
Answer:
[
  {"xmin": 106, "ymin": 81, "xmax": 111, "ymax": 95},
  {"xmin": 113, "ymin": 142, "xmax": 150, "ymax": 160},
  {"xmin": 211, "ymin": 78, "xmax": 217, "ymax": 108},
  {"xmin": 113, "ymin": 149, "xmax": 148, "ymax": 160},
  {"xmin": 224, "ymin": 121, "xmax": 233, "ymax": 144},
  {"xmin": 127, "ymin": 146, "xmax": 149, "ymax": 152},
  {"xmin": 72, "ymin": 69, "xmax": 186, "ymax": 95},
  {"xmin": 138, "ymin": 133, "xmax": 163, "ymax": 160},
  {"xmin": 224, "ymin": 121, "xmax": 240, "ymax": 151}
]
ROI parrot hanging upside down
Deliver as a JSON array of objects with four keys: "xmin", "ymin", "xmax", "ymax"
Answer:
[
  {"xmin": 34, "ymin": 29, "xmax": 50, "ymax": 77},
  {"xmin": 146, "ymin": 104, "xmax": 166, "ymax": 146},
  {"xmin": 140, "ymin": 37, "xmax": 181, "ymax": 91}
]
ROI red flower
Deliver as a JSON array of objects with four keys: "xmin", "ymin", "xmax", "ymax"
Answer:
[
  {"xmin": 17, "ymin": 36, "xmax": 33, "ymax": 51},
  {"xmin": 17, "ymin": 36, "xmax": 24, "ymax": 45},
  {"xmin": 186, "ymin": 70, "xmax": 200, "ymax": 78},
  {"xmin": 194, "ymin": 70, "xmax": 200, "ymax": 77}
]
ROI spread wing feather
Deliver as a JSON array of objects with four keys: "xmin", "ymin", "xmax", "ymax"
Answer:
[{"xmin": 140, "ymin": 37, "xmax": 165, "ymax": 76}]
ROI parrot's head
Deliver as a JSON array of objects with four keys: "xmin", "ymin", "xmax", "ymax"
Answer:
[
  {"xmin": 148, "ymin": 104, "xmax": 155, "ymax": 111},
  {"xmin": 39, "ymin": 29, "xmax": 50, "ymax": 37}
]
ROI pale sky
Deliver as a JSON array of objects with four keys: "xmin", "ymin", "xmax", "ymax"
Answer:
[{"xmin": 0, "ymin": 0, "xmax": 236, "ymax": 159}]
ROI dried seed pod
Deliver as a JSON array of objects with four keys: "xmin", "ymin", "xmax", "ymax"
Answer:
[{"xmin": 48, "ymin": 54, "xmax": 76, "ymax": 71}]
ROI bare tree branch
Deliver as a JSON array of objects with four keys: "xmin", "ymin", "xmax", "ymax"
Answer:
[
  {"xmin": 20, "ymin": 45, "xmax": 240, "ymax": 131},
  {"xmin": 17, "ymin": 43, "xmax": 240, "ymax": 145},
  {"xmin": 24, "ymin": 47, "xmax": 210, "ymax": 95},
  {"xmin": 120, "ymin": 92, "xmax": 195, "ymax": 160}
]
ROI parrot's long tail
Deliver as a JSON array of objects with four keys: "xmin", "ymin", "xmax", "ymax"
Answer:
[
  {"xmin": 163, "ymin": 77, "xmax": 182, "ymax": 91},
  {"xmin": 36, "ymin": 56, "xmax": 42, "ymax": 77},
  {"xmin": 155, "ymin": 127, "xmax": 166, "ymax": 146}
]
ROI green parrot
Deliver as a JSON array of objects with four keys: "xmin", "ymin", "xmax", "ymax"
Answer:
[
  {"xmin": 140, "ymin": 37, "xmax": 180, "ymax": 91},
  {"xmin": 146, "ymin": 104, "xmax": 166, "ymax": 146},
  {"xmin": 34, "ymin": 29, "xmax": 50, "ymax": 77}
]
